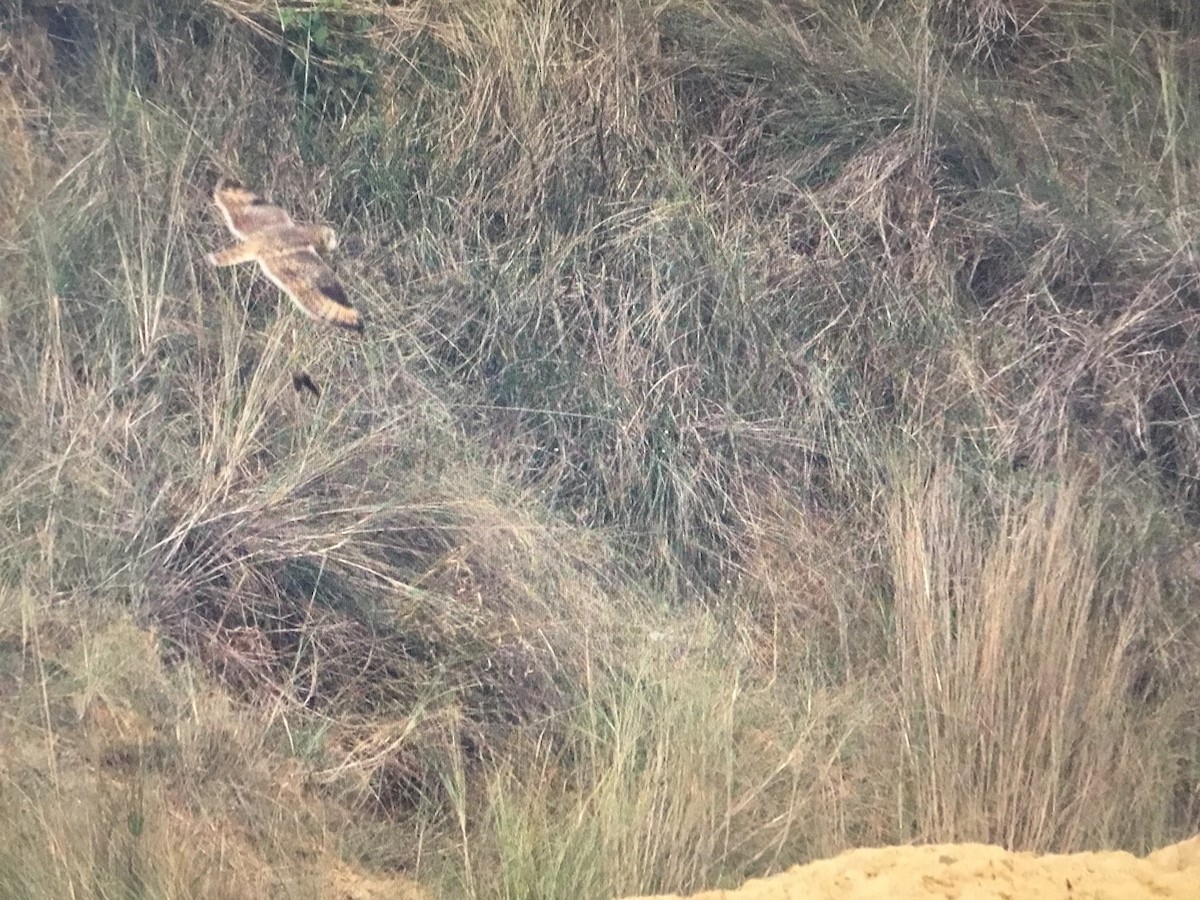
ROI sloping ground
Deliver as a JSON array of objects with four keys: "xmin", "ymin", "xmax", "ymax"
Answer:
[{"xmin": 624, "ymin": 835, "xmax": 1200, "ymax": 900}]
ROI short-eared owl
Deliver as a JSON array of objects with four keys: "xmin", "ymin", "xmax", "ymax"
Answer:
[{"xmin": 206, "ymin": 178, "xmax": 364, "ymax": 333}]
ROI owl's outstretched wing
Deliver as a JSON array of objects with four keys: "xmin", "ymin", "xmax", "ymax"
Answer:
[
  {"xmin": 257, "ymin": 248, "xmax": 364, "ymax": 333},
  {"xmin": 213, "ymin": 179, "xmax": 293, "ymax": 239}
]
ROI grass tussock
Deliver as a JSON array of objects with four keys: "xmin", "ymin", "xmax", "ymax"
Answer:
[
  {"xmin": 889, "ymin": 462, "xmax": 1197, "ymax": 849},
  {"xmin": 1, "ymin": 0, "xmax": 1199, "ymax": 897}
]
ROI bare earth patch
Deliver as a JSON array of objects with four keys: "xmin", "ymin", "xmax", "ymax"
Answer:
[
  {"xmin": 623, "ymin": 835, "xmax": 1200, "ymax": 900},
  {"xmin": 320, "ymin": 856, "xmax": 429, "ymax": 900}
]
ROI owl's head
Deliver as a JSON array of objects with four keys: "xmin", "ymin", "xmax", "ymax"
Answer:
[{"xmin": 317, "ymin": 226, "xmax": 338, "ymax": 253}]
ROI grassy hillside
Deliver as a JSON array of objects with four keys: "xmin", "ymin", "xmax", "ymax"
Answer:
[{"xmin": 1, "ymin": 0, "xmax": 1198, "ymax": 896}]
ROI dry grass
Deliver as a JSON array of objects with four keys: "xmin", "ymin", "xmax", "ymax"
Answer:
[
  {"xmin": 1, "ymin": 0, "xmax": 1199, "ymax": 897},
  {"xmin": 888, "ymin": 460, "xmax": 1197, "ymax": 849}
]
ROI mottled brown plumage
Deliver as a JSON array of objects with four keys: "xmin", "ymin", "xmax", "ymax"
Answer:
[{"xmin": 206, "ymin": 179, "xmax": 363, "ymax": 332}]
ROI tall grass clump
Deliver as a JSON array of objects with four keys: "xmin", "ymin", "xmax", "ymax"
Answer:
[
  {"xmin": 434, "ymin": 625, "xmax": 887, "ymax": 898},
  {"xmin": 889, "ymin": 460, "xmax": 1199, "ymax": 850}
]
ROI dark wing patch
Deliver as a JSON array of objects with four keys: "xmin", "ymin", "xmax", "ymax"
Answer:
[
  {"xmin": 258, "ymin": 248, "xmax": 363, "ymax": 332},
  {"xmin": 315, "ymin": 273, "xmax": 352, "ymax": 309}
]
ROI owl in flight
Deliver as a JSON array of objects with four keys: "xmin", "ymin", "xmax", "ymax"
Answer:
[{"xmin": 206, "ymin": 178, "xmax": 364, "ymax": 333}]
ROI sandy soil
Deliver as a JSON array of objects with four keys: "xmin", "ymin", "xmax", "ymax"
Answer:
[{"xmin": 623, "ymin": 834, "xmax": 1200, "ymax": 899}]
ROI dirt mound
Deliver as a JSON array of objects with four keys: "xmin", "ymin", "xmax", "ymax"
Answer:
[
  {"xmin": 624, "ymin": 835, "xmax": 1200, "ymax": 899},
  {"xmin": 321, "ymin": 856, "xmax": 428, "ymax": 900}
]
